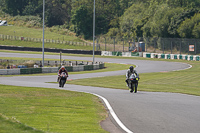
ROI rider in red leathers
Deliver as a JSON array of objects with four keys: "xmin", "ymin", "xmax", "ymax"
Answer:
[{"xmin": 57, "ymin": 66, "xmax": 68, "ymax": 86}]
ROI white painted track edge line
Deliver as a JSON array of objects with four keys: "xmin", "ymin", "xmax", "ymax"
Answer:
[
  {"xmin": 78, "ymin": 91, "xmax": 133, "ymax": 133},
  {"xmin": 172, "ymin": 63, "xmax": 192, "ymax": 71}
]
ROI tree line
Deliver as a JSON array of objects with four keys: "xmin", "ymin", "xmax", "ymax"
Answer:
[{"xmin": 1, "ymin": 0, "xmax": 200, "ymax": 40}]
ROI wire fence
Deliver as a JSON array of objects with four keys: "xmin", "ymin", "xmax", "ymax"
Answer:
[
  {"xmin": 1, "ymin": 34, "xmax": 200, "ymax": 55},
  {"xmin": 0, "ymin": 34, "xmax": 94, "ymax": 47},
  {"xmin": 96, "ymin": 36, "xmax": 200, "ymax": 55}
]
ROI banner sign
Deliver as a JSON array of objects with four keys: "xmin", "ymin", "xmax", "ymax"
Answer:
[{"xmin": 189, "ymin": 45, "xmax": 195, "ymax": 51}]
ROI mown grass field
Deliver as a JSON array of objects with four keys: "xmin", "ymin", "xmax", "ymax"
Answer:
[
  {"xmin": 0, "ymin": 85, "xmax": 108, "ymax": 133},
  {"xmin": 0, "ymin": 25, "xmax": 96, "ymax": 51},
  {"xmin": 0, "ymin": 26, "xmax": 81, "ymax": 42},
  {"xmin": 0, "ymin": 26, "xmax": 127, "ymax": 51},
  {"xmin": 0, "ymin": 40, "xmax": 94, "ymax": 51}
]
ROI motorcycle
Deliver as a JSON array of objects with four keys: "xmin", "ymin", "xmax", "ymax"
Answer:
[
  {"xmin": 128, "ymin": 74, "xmax": 139, "ymax": 93},
  {"xmin": 58, "ymin": 72, "xmax": 68, "ymax": 87}
]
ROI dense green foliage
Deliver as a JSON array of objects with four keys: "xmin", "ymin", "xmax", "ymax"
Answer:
[{"xmin": 1, "ymin": 0, "xmax": 200, "ymax": 39}]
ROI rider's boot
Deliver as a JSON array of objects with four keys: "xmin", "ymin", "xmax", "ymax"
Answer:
[{"xmin": 125, "ymin": 79, "xmax": 129, "ymax": 87}]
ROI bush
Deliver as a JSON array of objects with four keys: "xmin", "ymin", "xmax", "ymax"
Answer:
[{"xmin": 22, "ymin": 60, "xmax": 35, "ymax": 68}]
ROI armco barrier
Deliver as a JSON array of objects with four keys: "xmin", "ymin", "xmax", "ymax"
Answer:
[
  {"xmin": 0, "ymin": 45, "xmax": 101, "ymax": 55},
  {"xmin": 0, "ymin": 62, "xmax": 105, "ymax": 75},
  {"xmin": 99, "ymin": 63, "xmax": 104, "ymax": 69},
  {"xmin": 72, "ymin": 66, "xmax": 84, "ymax": 71},
  {"xmin": 66, "ymin": 66, "xmax": 73, "ymax": 72},
  {"xmin": 0, "ymin": 69, "xmax": 20, "ymax": 75},
  {"xmin": 84, "ymin": 65, "xmax": 93, "ymax": 71},
  {"xmin": 93, "ymin": 64, "xmax": 99, "ymax": 70},
  {"xmin": 20, "ymin": 68, "xmax": 42, "ymax": 74},
  {"xmin": 42, "ymin": 67, "xmax": 58, "ymax": 73}
]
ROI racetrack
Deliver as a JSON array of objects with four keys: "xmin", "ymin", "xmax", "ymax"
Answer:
[{"xmin": 1, "ymin": 52, "xmax": 200, "ymax": 133}]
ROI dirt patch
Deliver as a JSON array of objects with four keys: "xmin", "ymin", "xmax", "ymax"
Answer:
[{"xmin": 100, "ymin": 114, "xmax": 125, "ymax": 133}]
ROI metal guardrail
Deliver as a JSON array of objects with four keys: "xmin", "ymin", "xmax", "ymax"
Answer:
[{"xmin": 0, "ymin": 60, "xmax": 105, "ymax": 75}]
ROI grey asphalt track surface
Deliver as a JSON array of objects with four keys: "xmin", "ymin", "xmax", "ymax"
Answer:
[{"xmin": 1, "ymin": 52, "xmax": 200, "ymax": 133}]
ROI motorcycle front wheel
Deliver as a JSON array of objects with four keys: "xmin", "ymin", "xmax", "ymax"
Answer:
[
  {"xmin": 130, "ymin": 83, "xmax": 134, "ymax": 93},
  {"xmin": 61, "ymin": 80, "xmax": 65, "ymax": 87},
  {"xmin": 134, "ymin": 83, "xmax": 137, "ymax": 93}
]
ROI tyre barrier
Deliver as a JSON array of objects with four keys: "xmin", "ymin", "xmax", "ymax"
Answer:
[
  {"xmin": 0, "ymin": 62, "xmax": 105, "ymax": 75},
  {"xmin": 143, "ymin": 52, "xmax": 200, "ymax": 61},
  {"xmin": 101, "ymin": 51, "xmax": 143, "ymax": 57}
]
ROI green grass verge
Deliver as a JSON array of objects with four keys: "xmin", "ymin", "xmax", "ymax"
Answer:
[
  {"xmin": 0, "ymin": 114, "xmax": 44, "ymax": 133},
  {"xmin": 67, "ymin": 61, "xmax": 200, "ymax": 96},
  {"xmin": 0, "ymin": 85, "xmax": 108, "ymax": 133}
]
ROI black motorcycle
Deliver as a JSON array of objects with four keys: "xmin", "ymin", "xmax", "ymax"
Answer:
[
  {"xmin": 128, "ymin": 74, "xmax": 139, "ymax": 93},
  {"xmin": 58, "ymin": 72, "xmax": 67, "ymax": 87}
]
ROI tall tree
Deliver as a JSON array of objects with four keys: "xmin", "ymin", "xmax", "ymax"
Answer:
[
  {"xmin": 46, "ymin": 0, "xmax": 72, "ymax": 26},
  {"xmin": 177, "ymin": 13, "xmax": 200, "ymax": 38},
  {"xmin": 71, "ymin": 5, "xmax": 93, "ymax": 39},
  {"xmin": 2, "ymin": 0, "xmax": 28, "ymax": 16}
]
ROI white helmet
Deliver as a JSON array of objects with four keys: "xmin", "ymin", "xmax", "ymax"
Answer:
[{"xmin": 61, "ymin": 66, "xmax": 65, "ymax": 70}]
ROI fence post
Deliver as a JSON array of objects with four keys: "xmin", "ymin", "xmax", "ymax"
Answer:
[
  {"xmin": 60, "ymin": 51, "xmax": 62, "ymax": 67},
  {"xmin": 123, "ymin": 39, "xmax": 124, "ymax": 52},
  {"xmin": 171, "ymin": 41, "xmax": 172, "ymax": 54},
  {"xmin": 162, "ymin": 38, "xmax": 164, "ymax": 54},
  {"xmin": 137, "ymin": 36, "xmax": 139, "ymax": 51},
  {"xmin": 113, "ymin": 37, "xmax": 115, "ymax": 52},
  {"xmin": 195, "ymin": 40, "xmax": 197, "ymax": 55},
  {"xmin": 146, "ymin": 37, "xmax": 148, "ymax": 52},
  {"xmin": 104, "ymin": 37, "xmax": 106, "ymax": 51},
  {"xmin": 180, "ymin": 41, "xmax": 182, "ymax": 55},
  {"xmin": 154, "ymin": 38, "xmax": 156, "ymax": 53}
]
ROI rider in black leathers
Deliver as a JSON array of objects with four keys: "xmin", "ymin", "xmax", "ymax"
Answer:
[{"xmin": 125, "ymin": 66, "xmax": 138, "ymax": 87}]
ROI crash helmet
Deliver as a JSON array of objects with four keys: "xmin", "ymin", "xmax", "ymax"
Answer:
[
  {"xmin": 129, "ymin": 66, "xmax": 134, "ymax": 72},
  {"xmin": 61, "ymin": 66, "xmax": 65, "ymax": 70}
]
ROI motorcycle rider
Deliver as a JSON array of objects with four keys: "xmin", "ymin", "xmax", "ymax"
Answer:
[
  {"xmin": 125, "ymin": 66, "xmax": 138, "ymax": 87},
  {"xmin": 58, "ymin": 66, "xmax": 68, "ymax": 87}
]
